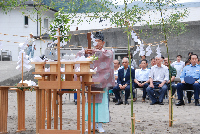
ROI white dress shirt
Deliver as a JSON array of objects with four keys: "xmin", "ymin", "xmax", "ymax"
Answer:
[
  {"xmin": 135, "ymin": 68, "xmax": 150, "ymax": 81},
  {"xmin": 171, "ymin": 61, "xmax": 185, "ymax": 78},
  {"xmin": 114, "ymin": 69, "xmax": 118, "ymax": 83},
  {"xmin": 149, "ymin": 64, "xmax": 169, "ymax": 82}
]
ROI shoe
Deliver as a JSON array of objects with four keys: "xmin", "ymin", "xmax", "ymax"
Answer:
[
  {"xmin": 115, "ymin": 101, "xmax": 123, "ymax": 105},
  {"xmin": 112, "ymin": 97, "xmax": 117, "ymax": 102},
  {"xmin": 150, "ymin": 101, "xmax": 159, "ymax": 105},
  {"xmin": 175, "ymin": 100, "xmax": 185, "ymax": 106},
  {"xmin": 91, "ymin": 129, "xmax": 98, "ymax": 132},
  {"xmin": 159, "ymin": 102, "xmax": 164, "ymax": 105},
  {"xmin": 97, "ymin": 128, "xmax": 105, "ymax": 133},
  {"xmin": 142, "ymin": 98, "xmax": 145, "ymax": 102},
  {"xmin": 125, "ymin": 101, "xmax": 129, "ymax": 105},
  {"xmin": 195, "ymin": 100, "xmax": 199, "ymax": 106},
  {"xmin": 133, "ymin": 98, "xmax": 137, "ymax": 102},
  {"xmin": 150, "ymin": 102, "xmax": 155, "ymax": 105},
  {"xmin": 86, "ymin": 129, "xmax": 98, "ymax": 132},
  {"xmin": 97, "ymin": 123, "xmax": 105, "ymax": 133}
]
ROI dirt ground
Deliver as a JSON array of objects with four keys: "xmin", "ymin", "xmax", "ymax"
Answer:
[{"xmin": 6, "ymin": 89, "xmax": 200, "ymax": 134}]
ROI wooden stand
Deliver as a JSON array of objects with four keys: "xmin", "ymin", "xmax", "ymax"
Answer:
[
  {"xmin": 8, "ymin": 83, "xmax": 28, "ymax": 132},
  {"xmin": 16, "ymin": 88, "xmax": 26, "ymax": 132},
  {"xmin": 0, "ymin": 87, "xmax": 9, "ymax": 133},
  {"xmin": 32, "ymin": 60, "xmax": 98, "ymax": 133},
  {"xmin": 30, "ymin": 29, "xmax": 101, "ymax": 134}
]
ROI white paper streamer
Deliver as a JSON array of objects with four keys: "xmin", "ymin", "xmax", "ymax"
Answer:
[
  {"xmin": 19, "ymin": 80, "xmax": 37, "ymax": 86},
  {"xmin": 137, "ymin": 39, "xmax": 141, "ymax": 45},
  {"xmin": 139, "ymin": 43, "xmax": 145, "ymax": 56},
  {"xmin": 133, "ymin": 45, "xmax": 140, "ymax": 57},
  {"xmin": 156, "ymin": 45, "xmax": 161, "ymax": 58},
  {"xmin": 131, "ymin": 31, "xmax": 136, "ymax": 39},
  {"xmin": 91, "ymin": 33, "xmax": 97, "ymax": 46},
  {"xmin": 17, "ymin": 48, "xmax": 32, "ymax": 71},
  {"xmin": 31, "ymin": 56, "xmax": 45, "ymax": 62},
  {"xmin": 146, "ymin": 45, "xmax": 152, "ymax": 56},
  {"xmin": 19, "ymin": 43, "xmax": 26, "ymax": 50}
]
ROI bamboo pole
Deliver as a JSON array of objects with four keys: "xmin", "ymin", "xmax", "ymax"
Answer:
[
  {"xmin": 131, "ymin": 113, "xmax": 135, "ymax": 134},
  {"xmin": 167, "ymin": 42, "xmax": 173, "ymax": 127},
  {"xmin": 122, "ymin": 0, "xmax": 134, "ymax": 133}
]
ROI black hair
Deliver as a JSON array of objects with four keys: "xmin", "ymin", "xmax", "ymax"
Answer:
[
  {"xmin": 141, "ymin": 59, "xmax": 148, "ymax": 64},
  {"xmin": 151, "ymin": 57, "xmax": 155, "ymax": 61},
  {"xmin": 177, "ymin": 55, "xmax": 182, "ymax": 58},
  {"xmin": 94, "ymin": 31, "xmax": 104, "ymax": 41},
  {"xmin": 189, "ymin": 54, "xmax": 198, "ymax": 60},
  {"xmin": 127, "ymin": 52, "xmax": 133, "ymax": 59},
  {"xmin": 161, "ymin": 55, "xmax": 164, "ymax": 59},
  {"xmin": 188, "ymin": 52, "xmax": 193, "ymax": 56},
  {"xmin": 141, "ymin": 55, "xmax": 146, "ymax": 58},
  {"xmin": 185, "ymin": 60, "xmax": 190, "ymax": 65}
]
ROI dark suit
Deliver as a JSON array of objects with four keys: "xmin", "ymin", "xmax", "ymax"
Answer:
[{"xmin": 113, "ymin": 67, "xmax": 135, "ymax": 101}]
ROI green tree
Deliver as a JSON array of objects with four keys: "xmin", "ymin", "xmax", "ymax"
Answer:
[
  {"xmin": 0, "ymin": 0, "xmax": 28, "ymax": 14},
  {"xmin": 142, "ymin": 0, "xmax": 188, "ymax": 127}
]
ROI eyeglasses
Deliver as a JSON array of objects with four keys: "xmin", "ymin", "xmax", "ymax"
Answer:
[{"xmin": 122, "ymin": 62, "xmax": 128, "ymax": 63}]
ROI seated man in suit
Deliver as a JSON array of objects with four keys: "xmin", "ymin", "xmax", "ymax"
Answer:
[
  {"xmin": 146, "ymin": 56, "xmax": 169, "ymax": 105},
  {"xmin": 176, "ymin": 54, "xmax": 200, "ymax": 106},
  {"xmin": 113, "ymin": 57, "xmax": 135, "ymax": 105},
  {"xmin": 134, "ymin": 59, "xmax": 150, "ymax": 102}
]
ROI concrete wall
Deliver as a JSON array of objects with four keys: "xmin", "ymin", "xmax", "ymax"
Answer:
[{"xmin": 67, "ymin": 21, "xmax": 200, "ymax": 64}]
